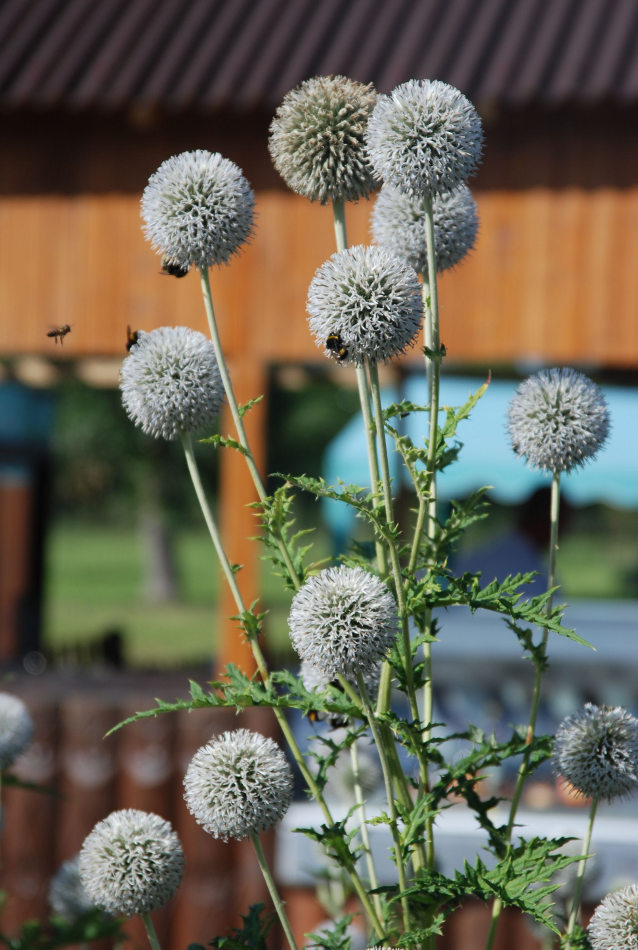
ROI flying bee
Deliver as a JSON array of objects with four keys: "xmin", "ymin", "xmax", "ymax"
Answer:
[
  {"xmin": 47, "ymin": 324, "xmax": 72, "ymax": 345},
  {"xmin": 326, "ymin": 333, "xmax": 348, "ymax": 362},
  {"xmin": 160, "ymin": 256, "xmax": 190, "ymax": 278},
  {"xmin": 126, "ymin": 325, "xmax": 140, "ymax": 351}
]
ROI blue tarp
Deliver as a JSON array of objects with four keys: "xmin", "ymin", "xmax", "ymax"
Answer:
[{"xmin": 323, "ymin": 375, "xmax": 638, "ymax": 541}]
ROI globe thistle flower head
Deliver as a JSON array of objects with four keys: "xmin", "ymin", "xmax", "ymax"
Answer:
[
  {"xmin": 49, "ymin": 856, "xmax": 96, "ymax": 921},
  {"xmin": 288, "ymin": 565, "xmax": 398, "ymax": 679},
  {"xmin": 0, "ymin": 692, "xmax": 34, "ymax": 770},
  {"xmin": 554, "ymin": 704, "xmax": 638, "ymax": 802},
  {"xmin": 588, "ymin": 884, "xmax": 638, "ymax": 950},
  {"xmin": 306, "ymin": 245, "xmax": 422, "ymax": 365},
  {"xmin": 269, "ymin": 75, "xmax": 378, "ymax": 204},
  {"xmin": 183, "ymin": 729, "xmax": 293, "ymax": 842},
  {"xmin": 371, "ymin": 182, "xmax": 478, "ymax": 275},
  {"xmin": 507, "ymin": 368, "xmax": 610, "ymax": 475},
  {"xmin": 78, "ymin": 809, "xmax": 184, "ymax": 917},
  {"xmin": 141, "ymin": 150, "xmax": 254, "ymax": 270},
  {"xmin": 365, "ymin": 79, "xmax": 483, "ymax": 199},
  {"xmin": 120, "ymin": 326, "xmax": 224, "ymax": 441}
]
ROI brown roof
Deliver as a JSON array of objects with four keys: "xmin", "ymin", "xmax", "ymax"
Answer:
[{"xmin": 1, "ymin": 0, "xmax": 638, "ymax": 113}]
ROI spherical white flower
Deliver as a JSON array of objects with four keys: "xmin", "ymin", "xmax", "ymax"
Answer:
[
  {"xmin": 141, "ymin": 150, "xmax": 254, "ymax": 270},
  {"xmin": 269, "ymin": 75, "xmax": 378, "ymax": 204},
  {"xmin": 554, "ymin": 704, "xmax": 638, "ymax": 802},
  {"xmin": 371, "ymin": 183, "xmax": 478, "ymax": 275},
  {"xmin": 0, "ymin": 692, "xmax": 34, "ymax": 770},
  {"xmin": 49, "ymin": 856, "xmax": 96, "ymax": 921},
  {"xmin": 289, "ymin": 566, "xmax": 398, "ymax": 679},
  {"xmin": 306, "ymin": 245, "xmax": 422, "ymax": 365},
  {"xmin": 78, "ymin": 809, "xmax": 184, "ymax": 917},
  {"xmin": 120, "ymin": 326, "xmax": 224, "ymax": 441},
  {"xmin": 365, "ymin": 79, "xmax": 483, "ymax": 199},
  {"xmin": 183, "ymin": 729, "xmax": 293, "ymax": 842},
  {"xmin": 507, "ymin": 368, "xmax": 610, "ymax": 475},
  {"xmin": 588, "ymin": 884, "xmax": 638, "ymax": 950}
]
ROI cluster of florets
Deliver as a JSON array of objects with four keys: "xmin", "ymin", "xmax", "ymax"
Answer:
[
  {"xmin": 49, "ymin": 856, "xmax": 97, "ymax": 921},
  {"xmin": 554, "ymin": 703, "xmax": 638, "ymax": 802},
  {"xmin": 78, "ymin": 809, "xmax": 184, "ymax": 917},
  {"xmin": 141, "ymin": 149, "xmax": 254, "ymax": 270},
  {"xmin": 120, "ymin": 326, "xmax": 224, "ymax": 441},
  {"xmin": 306, "ymin": 245, "xmax": 422, "ymax": 365},
  {"xmin": 269, "ymin": 75, "xmax": 378, "ymax": 204},
  {"xmin": 183, "ymin": 729, "xmax": 293, "ymax": 841},
  {"xmin": 365, "ymin": 78, "xmax": 483, "ymax": 198},
  {"xmin": 508, "ymin": 368, "xmax": 610, "ymax": 475},
  {"xmin": 0, "ymin": 692, "xmax": 34, "ymax": 771},
  {"xmin": 288, "ymin": 565, "xmax": 398, "ymax": 679},
  {"xmin": 371, "ymin": 183, "xmax": 478, "ymax": 275},
  {"xmin": 588, "ymin": 884, "xmax": 638, "ymax": 949}
]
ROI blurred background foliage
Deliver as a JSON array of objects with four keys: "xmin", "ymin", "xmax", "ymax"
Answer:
[{"xmin": 44, "ymin": 373, "xmax": 638, "ymax": 669}]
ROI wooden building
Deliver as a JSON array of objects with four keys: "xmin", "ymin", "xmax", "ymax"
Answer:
[
  {"xmin": 1, "ymin": 1, "xmax": 637, "ymax": 947},
  {"xmin": 2, "ymin": 0, "xmax": 638, "ymax": 668}
]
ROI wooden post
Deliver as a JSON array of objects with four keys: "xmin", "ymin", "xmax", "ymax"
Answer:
[{"xmin": 215, "ymin": 358, "xmax": 268, "ymax": 677}]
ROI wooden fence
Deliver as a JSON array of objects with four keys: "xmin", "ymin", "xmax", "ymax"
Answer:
[{"xmin": 0, "ymin": 671, "xmax": 580, "ymax": 950}]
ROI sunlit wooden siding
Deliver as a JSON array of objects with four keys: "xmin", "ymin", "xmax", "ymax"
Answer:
[{"xmin": 2, "ymin": 186, "xmax": 638, "ymax": 368}]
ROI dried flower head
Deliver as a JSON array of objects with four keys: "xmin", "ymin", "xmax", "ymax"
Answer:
[
  {"xmin": 306, "ymin": 245, "xmax": 422, "ymax": 365},
  {"xmin": 49, "ymin": 856, "xmax": 96, "ymax": 921},
  {"xmin": 78, "ymin": 809, "xmax": 184, "ymax": 917},
  {"xmin": 554, "ymin": 704, "xmax": 638, "ymax": 802},
  {"xmin": 288, "ymin": 565, "xmax": 398, "ymax": 679},
  {"xmin": 183, "ymin": 729, "xmax": 293, "ymax": 842},
  {"xmin": 588, "ymin": 884, "xmax": 638, "ymax": 950},
  {"xmin": 120, "ymin": 326, "xmax": 224, "ymax": 441},
  {"xmin": 141, "ymin": 150, "xmax": 254, "ymax": 270},
  {"xmin": 269, "ymin": 75, "xmax": 378, "ymax": 204},
  {"xmin": 365, "ymin": 79, "xmax": 483, "ymax": 198},
  {"xmin": 507, "ymin": 368, "xmax": 610, "ymax": 475},
  {"xmin": 0, "ymin": 692, "xmax": 34, "ymax": 770},
  {"xmin": 371, "ymin": 183, "xmax": 478, "ymax": 274}
]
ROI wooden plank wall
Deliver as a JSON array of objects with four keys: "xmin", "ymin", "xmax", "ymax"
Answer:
[{"xmin": 1, "ymin": 186, "xmax": 638, "ymax": 367}]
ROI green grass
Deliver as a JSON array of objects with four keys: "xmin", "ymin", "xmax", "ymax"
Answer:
[
  {"xmin": 45, "ymin": 508, "xmax": 637, "ymax": 668},
  {"xmin": 44, "ymin": 522, "xmax": 299, "ymax": 668}
]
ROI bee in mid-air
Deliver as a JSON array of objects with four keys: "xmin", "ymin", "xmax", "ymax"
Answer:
[
  {"xmin": 47, "ymin": 324, "xmax": 72, "ymax": 345},
  {"xmin": 160, "ymin": 256, "xmax": 190, "ymax": 278},
  {"xmin": 126, "ymin": 325, "xmax": 140, "ymax": 351},
  {"xmin": 326, "ymin": 333, "xmax": 348, "ymax": 362}
]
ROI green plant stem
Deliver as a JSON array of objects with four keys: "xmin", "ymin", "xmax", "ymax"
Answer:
[
  {"xmin": 564, "ymin": 797, "xmax": 598, "ymax": 947},
  {"xmin": 353, "ymin": 673, "xmax": 412, "ymax": 938},
  {"xmin": 350, "ymin": 738, "xmax": 384, "ymax": 922},
  {"xmin": 142, "ymin": 912, "xmax": 162, "ymax": 950},
  {"xmin": 485, "ymin": 473, "xmax": 561, "ymax": 950},
  {"xmin": 368, "ymin": 360, "xmax": 419, "ymax": 724},
  {"xmin": 250, "ymin": 831, "xmax": 300, "ymax": 950},
  {"xmin": 198, "ymin": 267, "xmax": 300, "ymax": 590},
  {"xmin": 181, "ymin": 430, "xmax": 384, "ymax": 939}
]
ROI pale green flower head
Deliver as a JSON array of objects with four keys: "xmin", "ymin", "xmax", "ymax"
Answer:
[
  {"xmin": 0, "ymin": 692, "xmax": 34, "ymax": 770},
  {"xmin": 120, "ymin": 326, "xmax": 224, "ymax": 441},
  {"xmin": 508, "ymin": 368, "xmax": 610, "ymax": 475},
  {"xmin": 554, "ymin": 703, "xmax": 638, "ymax": 802},
  {"xmin": 371, "ymin": 183, "xmax": 478, "ymax": 275},
  {"xmin": 306, "ymin": 245, "xmax": 422, "ymax": 366},
  {"xmin": 269, "ymin": 75, "xmax": 378, "ymax": 204},
  {"xmin": 78, "ymin": 809, "xmax": 184, "ymax": 917},
  {"xmin": 588, "ymin": 884, "xmax": 638, "ymax": 950},
  {"xmin": 289, "ymin": 565, "xmax": 398, "ymax": 679},
  {"xmin": 365, "ymin": 79, "xmax": 483, "ymax": 199},
  {"xmin": 184, "ymin": 729, "xmax": 293, "ymax": 842},
  {"xmin": 141, "ymin": 149, "xmax": 254, "ymax": 270}
]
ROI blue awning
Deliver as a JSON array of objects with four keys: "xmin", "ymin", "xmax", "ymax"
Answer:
[{"xmin": 323, "ymin": 375, "xmax": 638, "ymax": 539}]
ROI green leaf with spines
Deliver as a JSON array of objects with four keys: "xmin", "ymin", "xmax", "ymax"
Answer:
[{"xmin": 206, "ymin": 902, "xmax": 274, "ymax": 950}]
